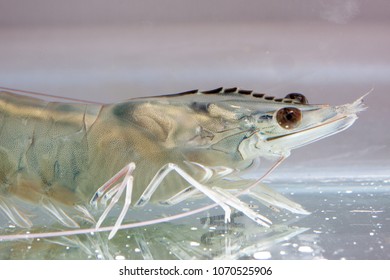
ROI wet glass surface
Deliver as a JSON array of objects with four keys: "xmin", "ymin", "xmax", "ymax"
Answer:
[{"xmin": 1, "ymin": 177, "xmax": 388, "ymax": 260}]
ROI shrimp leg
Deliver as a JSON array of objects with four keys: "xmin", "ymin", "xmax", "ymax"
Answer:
[
  {"xmin": 160, "ymin": 186, "xmax": 200, "ymax": 205},
  {"xmin": 90, "ymin": 163, "xmax": 136, "ymax": 207},
  {"xmin": 91, "ymin": 163, "xmax": 135, "ymax": 239},
  {"xmin": 135, "ymin": 163, "xmax": 272, "ymax": 226},
  {"xmin": 134, "ymin": 163, "xmax": 232, "ymax": 223},
  {"xmin": 93, "ymin": 162, "xmax": 272, "ymax": 239}
]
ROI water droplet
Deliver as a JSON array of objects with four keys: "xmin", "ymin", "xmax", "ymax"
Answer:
[
  {"xmin": 298, "ymin": 246, "xmax": 314, "ymax": 253},
  {"xmin": 253, "ymin": 251, "xmax": 272, "ymax": 259},
  {"xmin": 190, "ymin": 241, "xmax": 200, "ymax": 247}
]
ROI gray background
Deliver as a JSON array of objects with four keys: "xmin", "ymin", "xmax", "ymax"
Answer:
[{"xmin": 0, "ymin": 0, "xmax": 389, "ymax": 177}]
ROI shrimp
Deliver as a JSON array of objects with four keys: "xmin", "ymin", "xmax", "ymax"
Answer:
[{"xmin": 0, "ymin": 87, "xmax": 368, "ymax": 241}]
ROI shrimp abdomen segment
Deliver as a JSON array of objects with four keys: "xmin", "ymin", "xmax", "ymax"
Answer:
[{"xmin": 0, "ymin": 91, "xmax": 101, "ymax": 202}]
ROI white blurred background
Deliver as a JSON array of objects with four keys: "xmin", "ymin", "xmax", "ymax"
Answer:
[{"xmin": 0, "ymin": 0, "xmax": 389, "ymax": 177}]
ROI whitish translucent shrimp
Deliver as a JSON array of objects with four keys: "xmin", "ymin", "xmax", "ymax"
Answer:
[{"xmin": 0, "ymin": 86, "xmax": 368, "ymax": 241}]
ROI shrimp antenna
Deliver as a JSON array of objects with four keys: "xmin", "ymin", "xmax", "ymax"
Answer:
[{"xmin": 0, "ymin": 86, "xmax": 103, "ymax": 105}]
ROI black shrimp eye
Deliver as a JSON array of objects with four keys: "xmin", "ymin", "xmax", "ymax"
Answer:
[
  {"xmin": 276, "ymin": 107, "xmax": 302, "ymax": 129},
  {"xmin": 285, "ymin": 93, "xmax": 308, "ymax": 104}
]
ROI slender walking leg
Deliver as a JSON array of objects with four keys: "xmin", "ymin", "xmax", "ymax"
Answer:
[
  {"xmin": 92, "ymin": 162, "xmax": 274, "ymax": 239},
  {"xmin": 91, "ymin": 163, "xmax": 135, "ymax": 239},
  {"xmin": 135, "ymin": 163, "xmax": 271, "ymax": 226}
]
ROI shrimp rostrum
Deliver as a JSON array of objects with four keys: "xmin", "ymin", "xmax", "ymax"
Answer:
[{"xmin": 0, "ymin": 87, "xmax": 367, "ymax": 239}]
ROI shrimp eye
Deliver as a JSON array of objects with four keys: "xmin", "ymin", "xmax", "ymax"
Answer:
[
  {"xmin": 276, "ymin": 107, "xmax": 302, "ymax": 129},
  {"xmin": 285, "ymin": 93, "xmax": 308, "ymax": 104}
]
